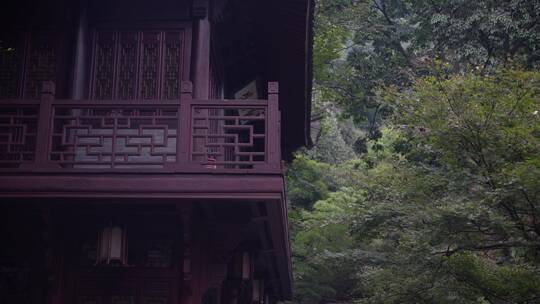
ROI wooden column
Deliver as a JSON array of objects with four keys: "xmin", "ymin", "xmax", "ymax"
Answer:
[
  {"xmin": 192, "ymin": 0, "xmax": 211, "ymax": 99},
  {"xmin": 179, "ymin": 206, "xmax": 193, "ymax": 304},
  {"xmin": 41, "ymin": 207, "xmax": 65, "ymax": 304},
  {"xmin": 267, "ymin": 82, "xmax": 281, "ymax": 170},
  {"xmin": 72, "ymin": 0, "xmax": 89, "ymax": 99},
  {"xmin": 179, "ymin": 205, "xmax": 206, "ymax": 304}
]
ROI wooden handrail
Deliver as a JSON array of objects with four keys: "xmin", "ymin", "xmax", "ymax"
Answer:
[{"xmin": 0, "ymin": 81, "xmax": 282, "ymax": 174}]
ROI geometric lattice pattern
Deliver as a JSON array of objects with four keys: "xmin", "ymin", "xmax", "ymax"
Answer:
[
  {"xmin": 117, "ymin": 32, "xmax": 138, "ymax": 100},
  {"xmin": 0, "ymin": 35, "xmax": 24, "ymax": 99},
  {"xmin": 140, "ymin": 32, "xmax": 160, "ymax": 99},
  {"xmin": 162, "ymin": 33, "xmax": 183, "ymax": 99},
  {"xmin": 0, "ymin": 92, "xmax": 277, "ymax": 172},
  {"xmin": 92, "ymin": 31, "xmax": 116, "ymax": 100},
  {"xmin": 50, "ymin": 106, "xmax": 178, "ymax": 169},
  {"xmin": 191, "ymin": 106, "xmax": 266, "ymax": 169},
  {"xmin": 24, "ymin": 33, "xmax": 57, "ymax": 99},
  {"xmin": 0, "ymin": 104, "xmax": 39, "ymax": 168},
  {"xmin": 0, "ymin": 32, "xmax": 58, "ymax": 100},
  {"xmin": 91, "ymin": 30, "xmax": 184, "ymax": 100}
]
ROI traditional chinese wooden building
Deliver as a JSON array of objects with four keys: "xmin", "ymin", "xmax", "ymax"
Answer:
[{"xmin": 0, "ymin": 0, "xmax": 313, "ymax": 303}]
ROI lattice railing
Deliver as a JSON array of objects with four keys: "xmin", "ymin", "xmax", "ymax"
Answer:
[
  {"xmin": 50, "ymin": 104, "xmax": 178, "ymax": 169},
  {"xmin": 178, "ymin": 81, "xmax": 281, "ymax": 172},
  {"xmin": 0, "ymin": 101, "xmax": 40, "ymax": 167},
  {"xmin": 190, "ymin": 105, "xmax": 267, "ymax": 169},
  {"xmin": 0, "ymin": 81, "xmax": 281, "ymax": 173}
]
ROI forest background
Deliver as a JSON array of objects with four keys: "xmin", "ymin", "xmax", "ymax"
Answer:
[{"xmin": 286, "ymin": 1, "xmax": 540, "ymax": 303}]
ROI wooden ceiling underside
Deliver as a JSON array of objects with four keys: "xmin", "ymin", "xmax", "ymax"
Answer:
[{"xmin": 212, "ymin": 0, "xmax": 314, "ymax": 158}]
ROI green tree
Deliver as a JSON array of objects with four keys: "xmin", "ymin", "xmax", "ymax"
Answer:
[
  {"xmin": 312, "ymin": 0, "xmax": 540, "ymax": 135},
  {"xmin": 288, "ymin": 70, "xmax": 540, "ymax": 303},
  {"xmin": 289, "ymin": 1, "xmax": 540, "ymax": 303}
]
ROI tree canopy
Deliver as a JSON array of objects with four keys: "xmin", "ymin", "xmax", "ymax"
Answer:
[{"xmin": 288, "ymin": 1, "xmax": 540, "ymax": 303}]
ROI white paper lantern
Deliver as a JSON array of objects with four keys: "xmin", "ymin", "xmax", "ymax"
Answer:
[
  {"xmin": 252, "ymin": 278, "xmax": 265, "ymax": 304},
  {"xmin": 97, "ymin": 224, "xmax": 127, "ymax": 265}
]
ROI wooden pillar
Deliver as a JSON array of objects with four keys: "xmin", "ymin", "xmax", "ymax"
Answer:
[
  {"xmin": 192, "ymin": 0, "xmax": 211, "ymax": 99},
  {"xmin": 179, "ymin": 205, "xmax": 207, "ymax": 304},
  {"xmin": 179, "ymin": 206, "xmax": 193, "ymax": 304},
  {"xmin": 267, "ymin": 82, "xmax": 280, "ymax": 170},
  {"xmin": 72, "ymin": 0, "xmax": 89, "ymax": 99},
  {"xmin": 39, "ymin": 207, "xmax": 65, "ymax": 304}
]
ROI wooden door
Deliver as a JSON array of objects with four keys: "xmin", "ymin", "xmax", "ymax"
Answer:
[
  {"xmin": 90, "ymin": 29, "xmax": 188, "ymax": 100},
  {"xmin": 0, "ymin": 30, "xmax": 70, "ymax": 99}
]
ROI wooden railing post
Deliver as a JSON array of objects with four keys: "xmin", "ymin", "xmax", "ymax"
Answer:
[
  {"xmin": 267, "ymin": 82, "xmax": 281, "ymax": 170},
  {"xmin": 35, "ymin": 81, "xmax": 55, "ymax": 167},
  {"xmin": 177, "ymin": 81, "xmax": 193, "ymax": 168}
]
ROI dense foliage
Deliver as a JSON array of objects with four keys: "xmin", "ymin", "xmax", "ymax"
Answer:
[{"xmin": 288, "ymin": 1, "xmax": 540, "ymax": 303}]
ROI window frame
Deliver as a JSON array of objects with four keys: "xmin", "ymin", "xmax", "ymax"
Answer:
[{"xmin": 88, "ymin": 22, "xmax": 192, "ymax": 101}]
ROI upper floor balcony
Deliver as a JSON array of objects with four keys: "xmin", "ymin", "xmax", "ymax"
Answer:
[{"xmin": 0, "ymin": 81, "xmax": 282, "ymax": 176}]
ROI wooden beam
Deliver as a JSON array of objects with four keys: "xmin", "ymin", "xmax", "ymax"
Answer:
[{"xmin": 0, "ymin": 174, "xmax": 285, "ymax": 199}]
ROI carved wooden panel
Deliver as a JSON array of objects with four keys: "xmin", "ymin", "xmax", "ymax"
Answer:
[
  {"xmin": 24, "ymin": 33, "xmax": 57, "ymax": 99},
  {"xmin": 0, "ymin": 32, "xmax": 62, "ymax": 99},
  {"xmin": 140, "ymin": 32, "xmax": 161, "ymax": 99},
  {"xmin": 0, "ymin": 35, "xmax": 24, "ymax": 98},
  {"xmin": 116, "ymin": 32, "xmax": 138, "ymax": 100},
  {"xmin": 0, "ymin": 104, "xmax": 39, "ymax": 168},
  {"xmin": 91, "ymin": 30, "xmax": 184, "ymax": 100},
  {"xmin": 92, "ymin": 32, "xmax": 117, "ymax": 100},
  {"xmin": 50, "ymin": 105, "xmax": 178, "ymax": 168},
  {"xmin": 162, "ymin": 32, "xmax": 183, "ymax": 99}
]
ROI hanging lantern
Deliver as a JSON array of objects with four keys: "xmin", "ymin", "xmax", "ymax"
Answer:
[
  {"xmin": 232, "ymin": 251, "xmax": 252, "ymax": 280},
  {"xmin": 241, "ymin": 252, "xmax": 252, "ymax": 280},
  {"xmin": 251, "ymin": 278, "xmax": 265, "ymax": 304},
  {"xmin": 96, "ymin": 223, "xmax": 128, "ymax": 265}
]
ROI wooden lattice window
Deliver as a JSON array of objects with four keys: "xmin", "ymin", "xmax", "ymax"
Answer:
[
  {"xmin": 0, "ymin": 31, "xmax": 65, "ymax": 99},
  {"xmin": 90, "ymin": 30, "xmax": 185, "ymax": 100}
]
